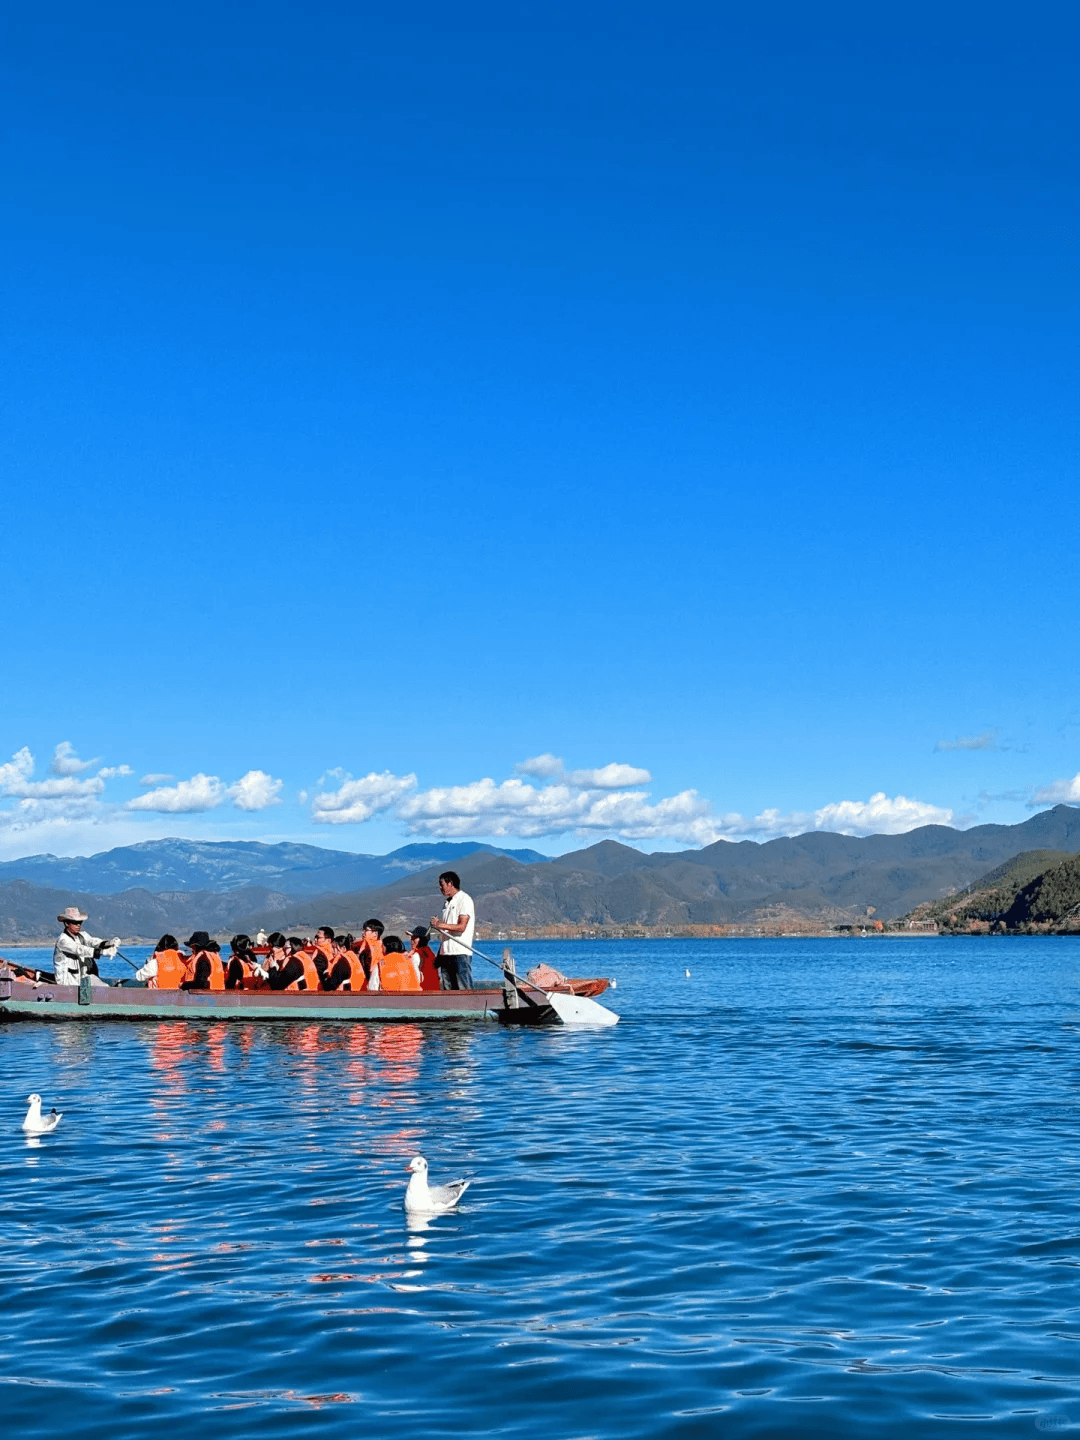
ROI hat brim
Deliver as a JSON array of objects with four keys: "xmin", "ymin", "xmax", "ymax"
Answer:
[{"xmin": 58, "ymin": 911, "xmax": 88, "ymax": 923}]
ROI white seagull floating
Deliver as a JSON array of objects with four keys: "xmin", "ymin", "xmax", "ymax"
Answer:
[
  {"xmin": 404, "ymin": 1155, "xmax": 470, "ymax": 1214},
  {"xmin": 23, "ymin": 1093, "xmax": 62, "ymax": 1135}
]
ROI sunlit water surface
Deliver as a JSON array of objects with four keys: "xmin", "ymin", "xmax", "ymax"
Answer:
[{"xmin": 2, "ymin": 937, "xmax": 1079, "ymax": 1438}]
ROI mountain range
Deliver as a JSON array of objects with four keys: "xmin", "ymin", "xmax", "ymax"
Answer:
[
  {"xmin": 4, "ymin": 808, "xmax": 1080, "ymax": 942},
  {"xmin": 0, "ymin": 838, "xmax": 547, "ymax": 897}
]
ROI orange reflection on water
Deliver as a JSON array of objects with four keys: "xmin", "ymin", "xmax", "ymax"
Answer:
[
  {"xmin": 372, "ymin": 1124, "xmax": 425, "ymax": 1159},
  {"xmin": 147, "ymin": 1216, "xmax": 198, "ymax": 1273},
  {"xmin": 205, "ymin": 1022, "xmax": 227, "ymax": 1073},
  {"xmin": 282, "ymin": 1023, "xmax": 324, "ymax": 1094},
  {"xmin": 342, "ymin": 1025, "xmax": 371, "ymax": 1101},
  {"xmin": 373, "ymin": 1024, "xmax": 423, "ymax": 1096},
  {"xmin": 147, "ymin": 1023, "xmax": 194, "ymax": 1125}
]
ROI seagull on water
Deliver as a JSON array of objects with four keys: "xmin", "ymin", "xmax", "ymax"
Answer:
[
  {"xmin": 685, "ymin": 968, "xmax": 691, "ymax": 978},
  {"xmin": 23, "ymin": 1094, "xmax": 62, "ymax": 1135},
  {"xmin": 404, "ymin": 1155, "xmax": 470, "ymax": 1213}
]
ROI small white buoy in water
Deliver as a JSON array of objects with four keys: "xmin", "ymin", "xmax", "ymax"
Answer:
[
  {"xmin": 23, "ymin": 1093, "xmax": 62, "ymax": 1135},
  {"xmin": 610, "ymin": 978, "xmax": 617, "ymax": 989},
  {"xmin": 685, "ymin": 968, "xmax": 691, "ymax": 978},
  {"xmin": 404, "ymin": 1155, "xmax": 470, "ymax": 1213}
]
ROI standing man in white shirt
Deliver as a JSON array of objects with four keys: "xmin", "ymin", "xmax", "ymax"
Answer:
[{"xmin": 431, "ymin": 870, "xmax": 475, "ymax": 990}]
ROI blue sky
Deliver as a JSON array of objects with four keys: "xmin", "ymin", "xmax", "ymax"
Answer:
[{"xmin": 3, "ymin": 1, "xmax": 1079, "ymax": 860}]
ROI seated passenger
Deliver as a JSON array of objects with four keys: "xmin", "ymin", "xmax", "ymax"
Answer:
[
  {"xmin": 135, "ymin": 934, "xmax": 187, "ymax": 989},
  {"xmin": 264, "ymin": 932, "xmax": 288, "ymax": 979},
  {"xmin": 355, "ymin": 919, "xmax": 385, "ymax": 984},
  {"xmin": 408, "ymin": 926, "xmax": 440, "ymax": 991},
  {"xmin": 322, "ymin": 933, "xmax": 366, "ymax": 992},
  {"xmin": 302, "ymin": 933, "xmax": 331, "ymax": 986},
  {"xmin": 267, "ymin": 935, "xmax": 322, "ymax": 992},
  {"xmin": 225, "ymin": 934, "xmax": 266, "ymax": 990},
  {"xmin": 180, "ymin": 932, "xmax": 225, "ymax": 991},
  {"xmin": 370, "ymin": 934, "xmax": 422, "ymax": 993}
]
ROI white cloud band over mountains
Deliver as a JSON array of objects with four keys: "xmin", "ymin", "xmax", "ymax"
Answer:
[
  {"xmin": 310, "ymin": 755, "xmax": 957, "ymax": 844},
  {"xmin": 1032, "ymin": 773, "xmax": 1080, "ymax": 805},
  {"xmin": 4, "ymin": 739, "xmax": 1080, "ymax": 856}
]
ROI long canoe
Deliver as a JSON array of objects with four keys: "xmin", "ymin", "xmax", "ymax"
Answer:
[{"xmin": 0, "ymin": 967, "xmax": 504, "ymax": 1023}]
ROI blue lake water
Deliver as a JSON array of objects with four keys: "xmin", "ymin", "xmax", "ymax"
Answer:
[{"xmin": 2, "ymin": 936, "xmax": 1079, "ymax": 1438}]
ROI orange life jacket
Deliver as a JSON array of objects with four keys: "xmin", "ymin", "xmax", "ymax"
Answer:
[
  {"xmin": 362, "ymin": 937, "xmax": 383, "ymax": 979},
  {"xmin": 229, "ymin": 955, "xmax": 266, "ymax": 990},
  {"xmin": 415, "ymin": 944, "xmax": 440, "ymax": 991},
  {"xmin": 285, "ymin": 950, "xmax": 322, "ymax": 993},
  {"xmin": 339, "ymin": 950, "xmax": 367, "ymax": 992},
  {"xmin": 150, "ymin": 948, "xmax": 187, "ymax": 990},
  {"xmin": 190, "ymin": 948, "xmax": 225, "ymax": 991},
  {"xmin": 377, "ymin": 951, "xmax": 422, "ymax": 993}
]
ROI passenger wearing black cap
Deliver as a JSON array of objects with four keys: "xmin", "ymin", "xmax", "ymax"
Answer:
[
  {"xmin": 408, "ymin": 926, "xmax": 440, "ymax": 991},
  {"xmin": 180, "ymin": 932, "xmax": 225, "ymax": 991}
]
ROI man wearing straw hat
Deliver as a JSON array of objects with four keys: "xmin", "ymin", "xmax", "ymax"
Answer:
[{"xmin": 52, "ymin": 906, "xmax": 120, "ymax": 988}]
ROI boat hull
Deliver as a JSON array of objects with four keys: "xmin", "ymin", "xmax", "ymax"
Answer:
[{"xmin": 0, "ymin": 972, "xmax": 500, "ymax": 1023}]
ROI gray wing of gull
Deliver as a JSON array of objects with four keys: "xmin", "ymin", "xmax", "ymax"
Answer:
[{"xmin": 429, "ymin": 1179, "xmax": 470, "ymax": 1207}]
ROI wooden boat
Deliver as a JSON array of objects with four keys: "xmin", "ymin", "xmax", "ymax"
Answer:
[
  {"xmin": 524, "ymin": 963, "xmax": 610, "ymax": 998},
  {"xmin": 0, "ymin": 948, "xmax": 620, "ymax": 1027},
  {"xmin": 0, "ymin": 963, "xmax": 502, "ymax": 1023}
]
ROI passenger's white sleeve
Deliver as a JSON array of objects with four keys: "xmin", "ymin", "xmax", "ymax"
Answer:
[{"xmin": 135, "ymin": 955, "xmax": 158, "ymax": 982}]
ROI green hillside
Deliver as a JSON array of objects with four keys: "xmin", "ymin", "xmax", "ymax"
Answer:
[
  {"xmin": 901, "ymin": 850, "xmax": 1073, "ymax": 930},
  {"xmin": 999, "ymin": 853, "xmax": 1080, "ymax": 930}
]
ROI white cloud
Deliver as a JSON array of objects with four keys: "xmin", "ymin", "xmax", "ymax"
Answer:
[
  {"xmin": 97, "ymin": 765, "xmax": 134, "ymax": 780},
  {"xmin": 139, "ymin": 772, "xmax": 175, "ymax": 786},
  {"xmin": 935, "ymin": 731, "xmax": 998, "ymax": 753},
  {"xmin": 312, "ymin": 770, "xmax": 418, "ymax": 824},
  {"xmin": 567, "ymin": 762, "xmax": 652, "ymax": 789},
  {"xmin": 125, "ymin": 773, "xmax": 228, "ymax": 813},
  {"xmin": 125, "ymin": 768, "xmax": 284, "ymax": 814},
  {"xmin": 812, "ymin": 792, "xmax": 954, "ymax": 834},
  {"xmin": 0, "ymin": 749, "xmax": 34, "ymax": 792},
  {"xmin": 1032, "ymin": 774, "xmax": 1080, "ymax": 805},
  {"xmin": 50, "ymin": 741, "xmax": 100, "ymax": 775},
  {"xmin": 516, "ymin": 754, "xmax": 565, "ymax": 779},
  {"xmin": 0, "ymin": 795, "xmax": 105, "ymax": 830},
  {"xmin": 515, "ymin": 754, "xmax": 652, "ymax": 789},
  {"xmin": 713, "ymin": 792, "xmax": 955, "ymax": 841},
  {"xmin": 0, "ymin": 747, "xmax": 105, "ymax": 800},
  {"xmin": 317, "ymin": 758, "xmax": 953, "ymax": 847},
  {"xmin": 228, "ymin": 769, "xmax": 283, "ymax": 811},
  {"xmin": 395, "ymin": 773, "xmax": 716, "ymax": 844}
]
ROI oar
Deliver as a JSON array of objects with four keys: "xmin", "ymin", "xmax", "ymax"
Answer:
[
  {"xmin": 428, "ymin": 926, "xmax": 619, "ymax": 1027},
  {"xmin": 114, "ymin": 951, "xmax": 141, "ymax": 972}
]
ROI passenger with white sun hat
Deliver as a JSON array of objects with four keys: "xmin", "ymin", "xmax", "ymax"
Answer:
[{"xmin": 52, "ymin": 906, "xmax": 120, "ymax": 988}]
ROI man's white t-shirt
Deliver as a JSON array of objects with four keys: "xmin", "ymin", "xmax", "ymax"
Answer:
[{"xmin": 440, "ymin": 889, "xmax": 475, "ymax": 956}]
